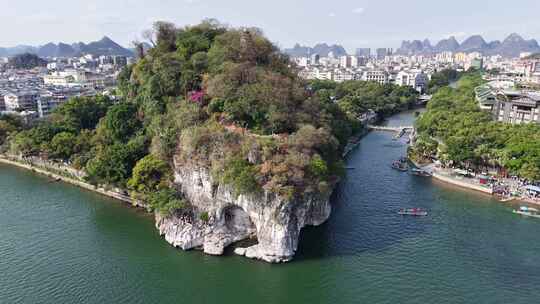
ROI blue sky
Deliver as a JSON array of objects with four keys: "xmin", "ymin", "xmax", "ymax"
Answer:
[{"xmin": 1, "ymin": 0, "xmax": 540, "ymax": 51}]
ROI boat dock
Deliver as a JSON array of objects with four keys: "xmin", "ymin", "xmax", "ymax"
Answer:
[{"xmin": 368, "ymin": 125, "xmax": 414, "ymax": 140}]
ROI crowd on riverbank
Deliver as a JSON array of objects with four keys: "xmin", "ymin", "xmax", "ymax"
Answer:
[{"xmin": 415, "ymin": 161, "xmax": 540, "ymax": 205}]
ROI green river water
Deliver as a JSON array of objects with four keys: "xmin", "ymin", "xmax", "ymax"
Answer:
[{"xmin": 1, "ymin": 111, "xmax": 539, "ymax": 304}]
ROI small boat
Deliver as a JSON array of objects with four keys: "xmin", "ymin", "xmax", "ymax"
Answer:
[
  {"xmin": 399, "ymin": 208, "xmax": 428, "ymax": 216},
  {"xmin": 410, "ymin": 168, "xmax": 432, "ymax": 177},
  {"xmin": 513, "ymin": 206, "xmax": 540, "ymax": 219},
  {"xmin": 391, "ymin": 160, "xmax": 409, "ymax": 172}
]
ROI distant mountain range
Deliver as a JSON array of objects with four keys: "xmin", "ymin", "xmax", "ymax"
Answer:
[
  {"xmin": 0, "ymin": 36, "xmax": 133, "ymax": 58},
  {"xmin": 284, "ymin": 43, "xmax": 347, "ymax": 58},
  {"xmin": 397, "ymin": 33, "xmax": 540, "ymax": 58}
]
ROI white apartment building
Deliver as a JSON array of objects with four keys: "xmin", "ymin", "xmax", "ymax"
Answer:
[
  {"xmin": 339, "ymin": 56, "xmax": 360, "ymax": 68},
  {"xmin": 435, "ymin": 52, "xmax": 454, "ymax": 63},
  {"xmin": 362, "ymin": 70, "xmax": 389, "ymax": 84},
  {"xmin": 394, "ymin": 70, "xmax": 430, "ymax": 92},
  {"xmin": 333, "ymin": 69, "xmax": 358, "ymax": 82},
  {"xmin": 37, "ymin": 93, "xmax": 68, "ymax": 117},
  {"xmin": 4, "ymin": 91, "xmax": 39, "ymax": 111},
  {"xmin": 43, "ymin": 74, "xmax": 75, "ymax": 86},
  {"xmin": 524, "ymin": 59, "xmax": 540, "ymax": 85}
]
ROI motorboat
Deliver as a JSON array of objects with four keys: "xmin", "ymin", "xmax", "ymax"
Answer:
[
  {"xmin": 398, "ymin": 208, "xmax": 428, "ymax": 216},
  {"xmin": 391, "ymin": 161, "xmax": 408, "ymax": 172},
  {"xmin": 513, "ymin": 206, "xmax": 540, "ymax": 219}
]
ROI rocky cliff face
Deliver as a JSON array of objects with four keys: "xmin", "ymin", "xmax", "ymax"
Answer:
[{"xmin": 155, "ymin": 163, "xmax": 332, "ymax": 263}]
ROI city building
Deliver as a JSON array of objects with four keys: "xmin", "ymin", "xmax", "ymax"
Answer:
[
  {"xmin": 310, "ymin": 54, "xmax": 320, "ymax": 65},
  {"xmin": 339, "ymin": 56, "xmax": 360, "ymax": 68},
  {"xmin": 476, "ymin": 84, "xmax": 540, "ymax": 124},
  {"xmin": 395, "ymin": 70, "xmax": 429, "ymax": 93},
  {"xmin": 355, "ymin": 48, "xmax": 371, "ymax": 58},
  {"xmin": 0, "ymin": 92, "xmax": 5, "ymax": 112},
  {"xmin": 43, "ymin": 74, "xmax": 75, "ymax": 86},
  {"xmin": 362, "ymin": 70, "xmax": 389, "ymax": 84},
  {"xmin": 4, "ymin": 91, "xmax": 39, "ymax": 111},
  {"xmin": 494, "ymin": 91, "xmax": 540, "ymax": 124},
  {"xmin": 523, "ymin": 59, "xmax": 540, "ymax": 85},
  {"xmin": 376, "ymin": 48, "xmax": 393, "ymax": 60},
  {"xmin": 37, "ymin": 93, "xmax": 68, "ymax": 117}
]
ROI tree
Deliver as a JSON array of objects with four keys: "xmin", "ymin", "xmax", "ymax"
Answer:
[
  {"xmin": 148, "ymin": 188, "xmax": 186, "ymax": 215},
  {"xmin": 0, "ymin": 115, "xmax": 23, "ymax": 146},
  {"xmin": 51, "ymin": 95, "xmax": 112, "ymax": 131},
  {"xmin": 85, "ymin": 135, "xmax": 148, "ymax": 187},
  {"xmin": 48, "ymin": 132, "xmax": 76, "ymax": 160},
  {"xmin": 97, "ymin": 103, "xmax": 142, "ymax": 143},
  {"xmin": 128, "ymin": 155, "xmax": 171, "ymax": 194}
]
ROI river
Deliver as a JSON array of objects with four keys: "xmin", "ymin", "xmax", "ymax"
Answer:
[{"xmin": 1, "ymin": 110, "xmax": 540, "ymax": 304}]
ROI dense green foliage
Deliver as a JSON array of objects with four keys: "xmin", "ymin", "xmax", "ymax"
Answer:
[
  {"xmin": 308, "ymin": 79, "xmax": 419, "ymax": 119},
  {"xmin": 147, "ymin": 188, "xmax": 186, "ymax": 215},
  {"xmin": 0, "ymin": 115, "xmax": 23, "ymax": 148},
  {"xmin": 128, "ymin": 155, "xmax": 171, "ymax": 194},
  {"xmin": 221, "ymin": 156, "xmax": 261, "ymax": 197},
  {"xmin": 413, "ymin": 72, "xmax": 540, "ymax": 181},
  {"xmin": 116, "ymin": 20, "xmax": 358, "ymax": 200},
  {"xmin": 427, "ymin": 69, "xmax": 459, "ymax": 94},
  {"xmin": 8, "ymin": 53, "xmax": 47, "ymax": 69},
  {"xmin": 5, "ymin": 20, "xmax": 425, "ymax": 213}
]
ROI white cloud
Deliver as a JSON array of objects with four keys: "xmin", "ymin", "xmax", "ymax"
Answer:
[
  {"xmin": 329, "ymin": 12, "xmax": 336, "ymax": 17},
  {"xmin": 352, "ymin": 7, "xmax": 365, "ymax": 14}
]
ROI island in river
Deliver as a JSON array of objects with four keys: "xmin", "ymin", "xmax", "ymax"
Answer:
[{"xmin": 0, "ymin": 21, "xmax": 420, "ymax": 263}]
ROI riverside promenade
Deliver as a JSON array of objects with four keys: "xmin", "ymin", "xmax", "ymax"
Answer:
[
  {"xmin": 0, "ymin": 156, "xmax": 145, "ymax": 208},
  {"xmin": 415, "ymin": 161, "xmax": 540, "ymax": 206},
  {"xmin": 430, "ymin": 167, "xmax": 493, "ymax": 195}
]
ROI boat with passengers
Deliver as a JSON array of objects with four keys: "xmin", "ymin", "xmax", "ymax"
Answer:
[
  {"xmin": 513, "ymin": 206, "xmax": 540, "ymax": 219},
  {"xmin": 391, "ymin": 157, "xmax": 409, "ymax": 172},
  {"xmin": 398, "ymin": 208, "xmax": 428, "ymax": 216}
]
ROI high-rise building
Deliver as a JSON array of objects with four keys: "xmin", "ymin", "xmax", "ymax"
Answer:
[
  {"xmin": 339, "ymin": 55, "xmax": 361, "ymax": 68},
  {"xmin": 340, "ymin": 56, "xmax": 351, "ymax": 68},
  {"xmin": 355, "ymin": 48, "xmax": 371, "ymax": 58},
  {"xmin": 310, "ymin": 54, "xmax": 320, "ymax": 65},
  {"xmin": 376, "ymin": 48, "xmax": 393, "ymax": 60}
]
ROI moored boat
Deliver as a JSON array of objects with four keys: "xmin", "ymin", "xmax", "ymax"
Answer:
[
  {"xmin": 398, "ymin": 208, "xmax": 428, "ymax": 216},
  {"xmin": 391, "ymin": 161, "xmax": 408, "ymax": 171},
  {"xmin": 410, "ymin": 168, "xmax": 432, "ymax": 177},
  {"xmin": 513, "ymin": 206, "xmax": 540, "ymax": 219}
]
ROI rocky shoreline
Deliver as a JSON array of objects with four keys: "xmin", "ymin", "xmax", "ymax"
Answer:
[
  {"xmin": 0, "ymin": 156, "xmax": 333, "ymax": 263},
  {"xmin": 156, "ymin": 164, "xmax": 332, "ymax": 263}
]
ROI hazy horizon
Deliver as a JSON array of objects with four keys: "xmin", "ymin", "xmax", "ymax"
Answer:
[{"xmin": 2, "ymin": 0, "xmax": 540, "ymax": 51}]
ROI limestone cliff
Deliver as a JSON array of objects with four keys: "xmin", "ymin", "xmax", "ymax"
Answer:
[{"xmin": 155, "ymin": 163, "xmax": 332, "ymax": 263}]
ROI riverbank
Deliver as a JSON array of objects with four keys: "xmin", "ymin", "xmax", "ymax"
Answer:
[
  {"xmin": 0, "ymin": 156, "xmax": 146, "ymax": 209},
  {"xmin": 412, "ymin": 160, "xmax": 540, "ymax": 206},
  {"xmin": 431, "ymin": 171, "xmax": 493, "ymax": 195},
  {"xmin": 343, "ymin": 128, "xmax": 369, "ymax": 157}
]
